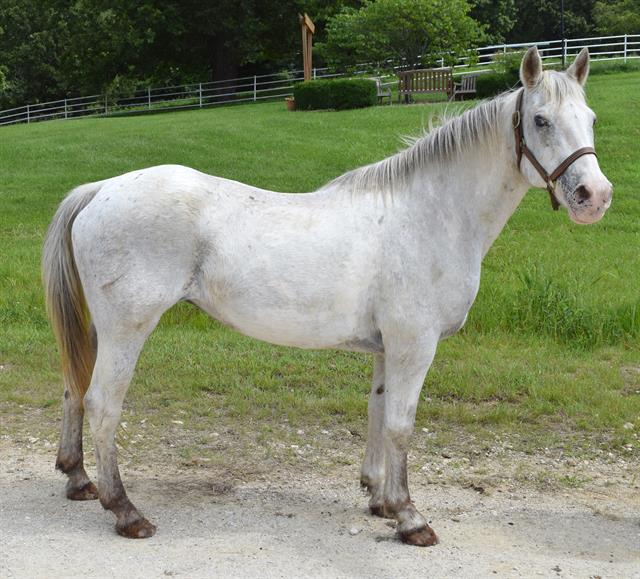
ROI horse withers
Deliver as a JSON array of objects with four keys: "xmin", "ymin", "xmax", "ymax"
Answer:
[{"xmin": 42, "ymin": 47, "xmax": 612, "ymax": 544}]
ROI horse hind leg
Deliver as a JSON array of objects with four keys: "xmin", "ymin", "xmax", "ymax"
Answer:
[
  {"xmin": 84, "ymin": 315, "xmax": 164, "ymax": 539},
  {"xmin": 56, "ymin": 323, "xmax": 98, "ymax": 501}
]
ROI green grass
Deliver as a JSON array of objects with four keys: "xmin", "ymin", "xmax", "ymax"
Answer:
[{"xmin": 1, "ymin": 71, "xmax": 639, "ymax": 455}]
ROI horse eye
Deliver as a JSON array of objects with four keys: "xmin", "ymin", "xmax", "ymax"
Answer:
[{"xmin": 534, "ymin": 115, "xmax": 549, "ymax": 128}]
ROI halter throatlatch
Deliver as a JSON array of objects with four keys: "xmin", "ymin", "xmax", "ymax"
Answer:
[{"xmin": 512, "ymin": 89, "xmax": 597, "ymax": 211}]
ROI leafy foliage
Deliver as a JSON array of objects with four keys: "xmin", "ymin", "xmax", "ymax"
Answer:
[
  {"xmin": 318, "ymin": 0, "xmax": 484, "ymax": 70},
  {"xmin": 0, "ymin": 0, "xmax": 637, "ymax": 110},
  {"xmin": 470, "ymin": 0, "xmax": 516, "ymax": 43},
  {"xmin": 293, "ymin": 78, "xmax": 377, "ymax": 110},
  {"xmin": 509, "ymin": 0, "xmax": 597, "ymax": 43},
  {"xmin": 593, "ymin": 0, "xmax": 640, "ymax": 34}
]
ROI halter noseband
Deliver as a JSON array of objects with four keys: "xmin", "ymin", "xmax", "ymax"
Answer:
[{"xmin": 512, "ymin": 88, "xmax": 597, "ymax": 210}]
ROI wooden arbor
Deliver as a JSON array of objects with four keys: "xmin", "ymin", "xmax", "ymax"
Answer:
[{"xmin": 299, "ymin": 13, "xmax": 315, "ymax": 81}]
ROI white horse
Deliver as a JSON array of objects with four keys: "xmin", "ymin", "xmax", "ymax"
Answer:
[{"xmin": 43, "ymin": 48, "xmax": 612, "ymax": 545}]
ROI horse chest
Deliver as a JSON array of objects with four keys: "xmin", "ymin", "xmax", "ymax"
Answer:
[{"xmin": 398, "ymin": 252, "xmax": 481, "ymax": 340}]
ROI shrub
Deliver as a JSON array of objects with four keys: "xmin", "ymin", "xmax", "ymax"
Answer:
[
  {"xmin": 475, "ymin": 71, "xmax": 519, "ymax": 98},
  {"xmin": 293, "ymin": 79, "xmax": 377, "ymax": 111},
  {"xmin": 330, "ymin": 79, "xmax": 378, "ymax": 110},
  {"xmin": 294, "ymin": 80, "xmax": 334, "ymax": 110},
  {"xmin": 475, "ymin": 50, "xmax": 523, "ymax": 98}
]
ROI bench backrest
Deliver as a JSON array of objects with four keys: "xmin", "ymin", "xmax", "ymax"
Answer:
[
  {"xmin": 399, "ymin": 68, "xmax": 453, "ymax": 94},
  {"xmin": 459, "ymin": 75, "xmax": 476, "ymax": 92}
]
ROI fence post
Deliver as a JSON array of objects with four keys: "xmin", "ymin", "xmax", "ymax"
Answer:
[
  {"xmin": 313, "ymin": 67, "xmax": 317, "ymax": 79},
  {"xmin": 199, "ymin": 83, "xmax": 203, "ymax": 107},
  {"xmin": 624, "ymin": 34, "xmax": 628, "ymax": 62},
  {"xmin": 253, "ymin": 76, "xmax": 257, "ymax": 102},
  {"xmin": 26, "ymin": 104, "xmax": 30, "ymax": 124},
  {"xmin": 562, "ymin": 38, "xmax": 567, "ymax": 69},
  {"xmin": 148, "ymin": 87, "xmax": 151, "ymax": 110},
  {"xmin": 64, "ymin": 99, "xmax": 68, "ymax": 119},
  {"xmin": 104, "ymin": 96, "xmax": 108, "ymax": 116}
]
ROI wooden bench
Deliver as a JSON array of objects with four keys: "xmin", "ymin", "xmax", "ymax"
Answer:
[
  {"xmin": 452, "ymin": 75, "xmax": 477, "ymax": 100},
  {"xmin": 398, "ymin": 68, "xmax": 453, "ymax": 103}
]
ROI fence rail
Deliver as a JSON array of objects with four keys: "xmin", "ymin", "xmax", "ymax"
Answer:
[{"xmin": 1, "ymin": 33, "xmax": 638, "ymax": 127}]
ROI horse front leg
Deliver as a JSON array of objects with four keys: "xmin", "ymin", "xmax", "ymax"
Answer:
[
  {"xmin": 382, "ymin": 335, "xmax": 438, "ymax": 546},
  {"xmin": 360, "ymin": 354, "xmax": 388, "ymax": 517}
]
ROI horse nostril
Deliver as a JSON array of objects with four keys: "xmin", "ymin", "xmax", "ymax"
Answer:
[{"xmin": 574, "ymin": 185, "xmax": 592, "ymax": 204}]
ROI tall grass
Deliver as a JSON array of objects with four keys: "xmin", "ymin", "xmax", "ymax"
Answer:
[{"xmin": 507, "ymin": 267, "xmax": 638, "ymax": 348}]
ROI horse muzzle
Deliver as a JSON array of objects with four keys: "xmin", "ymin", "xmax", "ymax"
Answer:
[{"xmin": 565, "ymin": 180, "xmax": 613, "ymax": 224}]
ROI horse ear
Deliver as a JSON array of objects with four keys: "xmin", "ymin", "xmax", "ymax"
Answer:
[
  {"xmin": 520, "ymin": 46, "xmax": 543, "ymax": 89},
  {"xmin": 567, "ymin": 47, "xmax": 590, "ymax": 86}
]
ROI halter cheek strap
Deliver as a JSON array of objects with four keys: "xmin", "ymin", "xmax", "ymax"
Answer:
[{"xmin": 512, "ymin": 89, "xmax": 597, "ymax": 211}]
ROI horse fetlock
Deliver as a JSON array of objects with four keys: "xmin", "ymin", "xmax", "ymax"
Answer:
[
  {"xmin": 370, "ymin": 501, "xmax": 394, "ymax": 519},
  {"xmin": 98, "ymin": 487, "xmax": 131, "ymax": 512},
  {"xmin": 359, "ymin": 473, "xmax": 382, "ymax": 493},
  {"xmin": 55, "ymin": 455, "xmax": 81, "ymax": 474}
]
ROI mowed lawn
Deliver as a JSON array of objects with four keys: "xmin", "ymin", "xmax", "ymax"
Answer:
[{"xmin": 1, "ymin": 71, "xmax": 638, "ymax": 454}]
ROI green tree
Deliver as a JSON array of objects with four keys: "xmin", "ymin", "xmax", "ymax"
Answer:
[
  {"xmin": 318, "ymin": 0, "xmax": 484, "ymax": 70},
  {"xmin": 470, "ymin": 0, "xmax": 516, "ymax": 43},
  {"xmin": 0, "ymin": 0, "xmax": 66, "ymax": 106},
  {"xmin": 593, "ymin": 0, "xmax": 640, "ymax": 34},
  {"xmin": 508, "ymin": 0, "xmax": 596, "ymax": 43},
  {"xmin": 0, "ymin": 0, "xmax": 312, "ymax": 106}
]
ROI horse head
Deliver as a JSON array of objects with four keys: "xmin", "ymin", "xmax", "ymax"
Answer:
[{"xmin": 516, "ymin": 46, "xmax": 613, "ymax": 224}]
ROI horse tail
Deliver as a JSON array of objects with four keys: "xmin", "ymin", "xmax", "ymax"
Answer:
[{"xmin": 42, "ymin": 182, "xmax": 102, "ymax": 401}]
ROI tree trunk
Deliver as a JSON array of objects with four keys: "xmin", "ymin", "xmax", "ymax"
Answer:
[{"xmin": 211, "ymin": 36, "xmax": 239, "ymax": 102}]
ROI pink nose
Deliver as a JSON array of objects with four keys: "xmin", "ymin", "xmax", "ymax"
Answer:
[
  {"xmin": 574, "ymin": 181, "xmax": 613, "ymax": 209},
  {"xmin": 574, "ymin": 185, "xmax": 592, "ymax": 204}
]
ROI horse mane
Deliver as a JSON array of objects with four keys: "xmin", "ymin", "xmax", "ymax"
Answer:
[{"xmin": 319, "ymin": 70, "xmax": 583, "ymax": 195}]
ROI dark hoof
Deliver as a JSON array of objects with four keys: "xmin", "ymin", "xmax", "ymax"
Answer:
[
  {"xmin": 116, "ymin": 518, "xmax": 156, "ymax": 539},
  {"xmin": 400, "ymin": 525, "xmax": 439, "ymax": 547},
  {"xmin": 66, "ymin": 481, "xmax": 99, "ymax": 501}
]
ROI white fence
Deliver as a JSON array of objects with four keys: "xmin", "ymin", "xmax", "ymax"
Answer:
[{"xmin": 1, "ymin": 33, "xmax": 638, "ymax": 127}]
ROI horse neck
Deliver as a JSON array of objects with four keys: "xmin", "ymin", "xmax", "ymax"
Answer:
[{"xmin": 410, "ymin": 92, "xmax": 529, "ymax": 256}]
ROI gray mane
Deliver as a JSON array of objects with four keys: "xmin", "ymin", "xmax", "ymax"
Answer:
[
  {"xmin": 320, "ymin": 70, "xmax": 582, "ymax": 194},
  {"xmin": 319, "ymin": 95, "xmax": 507, "ymax": 194}
]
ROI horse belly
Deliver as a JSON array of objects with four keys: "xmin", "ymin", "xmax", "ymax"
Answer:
[
  {"xmin": 195, "ymin": 278, "xmax": 380, "ymax": 351},
  {"xmin": 192, "ymin": 238, "xmax": 380, "ymax": 351}
]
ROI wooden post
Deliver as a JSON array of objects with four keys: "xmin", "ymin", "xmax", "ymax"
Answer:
[{"xmin": 299, "ymin": 13, "xmax": 315, "ymax": 82}]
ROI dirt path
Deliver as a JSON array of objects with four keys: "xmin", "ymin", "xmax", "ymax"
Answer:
[{"xmin": 1, "ymin": 439, "xmax": 639, "ymax": 579}]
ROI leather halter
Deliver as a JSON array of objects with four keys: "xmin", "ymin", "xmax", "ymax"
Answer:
[{"xmin": 512, "ymin": 88, "xmax": 597, "ymax": 210}]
